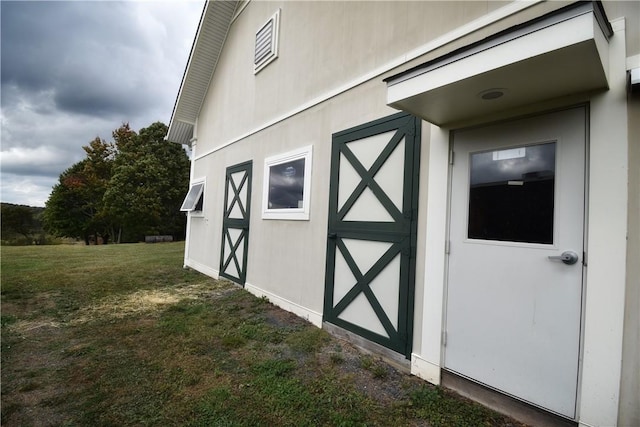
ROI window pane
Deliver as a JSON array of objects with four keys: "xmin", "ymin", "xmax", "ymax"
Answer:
[
  {"xmin": 268, "ymin": 158, "xmax": 305, "ymax": 209},
  {"xmin": 194, "ymin": 193, "xmax": 203, "ymax": 211},
  {"xmin": 468, "ymin": 142, "xmax": 555, "ymax": 244},
  {"xmin": 180, "ymin": 183, "xmax": 204, "ymax": 211}
]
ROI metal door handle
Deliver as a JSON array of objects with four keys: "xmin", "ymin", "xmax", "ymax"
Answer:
[{"xmin": 548, "ymin": 251, "xmax": 579, "ymax": 265}]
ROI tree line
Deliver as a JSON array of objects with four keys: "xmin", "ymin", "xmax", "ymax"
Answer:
[
  {"xmin": 42, "ymin": 122, "xmax": 190, "ymax": 244},
  {"xmin": 1, "ymin": 203, "xmax": 46, "ymax": 245}
]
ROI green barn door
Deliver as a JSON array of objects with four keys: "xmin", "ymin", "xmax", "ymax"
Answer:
[
  {"xmin": 220, "ymin": 161, "xmax": 252, "ymax": 285},
  {"xmin": 324, "ymin": 113, "xmax": 420, "ymax": 358}
]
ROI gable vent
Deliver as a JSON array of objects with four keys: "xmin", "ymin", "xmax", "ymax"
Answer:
[{"xmin": 254, "ymin": 9, "xmax": 280, "ymax": 73}]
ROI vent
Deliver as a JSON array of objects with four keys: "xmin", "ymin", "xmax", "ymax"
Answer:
[{"xmin": 254, "ymin": 9, "xmax": 280, "ymax": 73}]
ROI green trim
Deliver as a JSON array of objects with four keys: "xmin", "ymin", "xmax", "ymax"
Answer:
[
  {"xmin": 337, "ymin": 129, "xmax": 405, "ymax": 223},
  {"xmin": 332, "ymin": 238, "xmax": 402, "ymax": 340},
  {"xmin": 324, "ymin": 113, "xmax": 421, "ymax": 358},
  {"xmin": 220, "ymin": 160, "xmax": 253, "ymax": 285}
]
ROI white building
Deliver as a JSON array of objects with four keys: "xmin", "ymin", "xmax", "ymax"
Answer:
[{"xmin": 167, "ymin": 1, "xmax": 639, "ymax": 425}]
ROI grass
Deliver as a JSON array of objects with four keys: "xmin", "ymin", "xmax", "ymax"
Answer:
[{"xmin": 1, "ymin": 242, "xmax": 526, "ymax": 426}]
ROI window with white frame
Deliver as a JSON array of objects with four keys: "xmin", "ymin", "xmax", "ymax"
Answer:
[
  {"xmin": 254, "ymin": 9, "xmax": 280, "ymax": 74},
  {"xmin": 180, "ymin": 180, "xmax": 205, "ymax": 215},
  {"xmin": 262, "ymin": 145, "xmax": 312, "ymax": 220}
]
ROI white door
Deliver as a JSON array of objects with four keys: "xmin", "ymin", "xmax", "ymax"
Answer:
[{"xmin": 445, "ymin": 107, "xmax": 586, "ymax": 418}]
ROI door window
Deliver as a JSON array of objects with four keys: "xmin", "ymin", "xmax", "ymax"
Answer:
[{"xmin": 468, "ymin": 142, "xmax": 556, "ymax": 244}]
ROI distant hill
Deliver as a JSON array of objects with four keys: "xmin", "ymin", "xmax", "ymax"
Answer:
[{"xmin": 1, "ymin": 202, "xmax": 45, "ymax": 214}]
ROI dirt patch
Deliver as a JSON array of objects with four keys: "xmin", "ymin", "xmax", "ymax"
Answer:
[
  {"xmin": 70, "ymin": 281, "xmax": 232, "ymax": 324},
  {"xmin": 1, "ymin": 291, "xmax": 60, "ymax": 319},
  {"xmin": 263, "ymin": 303, "xmax": 311, "ymax": 329},
  {"xmin": 71, "ymin": 289, "xmax": 181, "ymax": 323},
  {"xmin": 316, "ymin": 337, "xmax": 419, "ymax": 405},
  {"xmin": 260, "ymin": 299, "xmax": 422, "ymax": 407},
  {"xmin": 4, "ymin": 283, "xmax": 231, "ymax": 332},
  {"xmin": 7, "ymin": 319, "xmax": 62, "ymax": 335}
]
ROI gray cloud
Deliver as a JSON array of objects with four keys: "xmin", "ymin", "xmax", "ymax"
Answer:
[
  {"xmin": 2, "ymin": 1, "xmax": 180, "ymax": 118},
  {"xmin": 1, "ymin": 0, "xmax": 203, "ymax": 206}
]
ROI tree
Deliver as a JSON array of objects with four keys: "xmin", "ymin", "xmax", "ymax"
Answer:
[
  {"xmin": 81, "ymin": 136, "xmax": 117, "ymax": 243},
  {"xmin": 43, "ymin": 122, "xmax": 189, "ymax": 244},
  {"xmin": 43, "ymin": 138, "xmax": 116, "ymax": 244},
  {"xmin": 104, "ymin": 122, "xmax": 190, "ymax": 241},
  {"xmin": 1, "ymin": 203, "xmax": 44, "ymax": 244},
  {"xmin": 43, "ymin": 160, "xmax": 95, "ymax": 244}
]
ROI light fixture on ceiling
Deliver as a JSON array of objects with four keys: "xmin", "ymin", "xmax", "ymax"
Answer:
[{"xmin": 478, "ymin": 88, "xmax": 507, "ymax": 100}]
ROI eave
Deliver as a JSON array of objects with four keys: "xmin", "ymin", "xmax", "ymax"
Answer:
[{"xmin": 166, "ymin": 0, "xmax": 239, "ymax": 145}]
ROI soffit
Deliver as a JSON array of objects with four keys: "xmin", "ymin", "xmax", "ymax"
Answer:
[
  {"xmin": 385, "ymin": 2, "xmax": 612, "ymax": 127},
  {"xmin": 167, "ymin": 0, "xmax": 238, "ymax": 145}
]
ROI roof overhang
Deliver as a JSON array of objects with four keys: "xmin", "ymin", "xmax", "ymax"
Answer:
[
  {"xmin": 166, "ymin": 0, "xmax": 239, "ymax": 145},
  {"xmin": 385, "ymin": 2, "xmax": 612, "ymax": 126}
]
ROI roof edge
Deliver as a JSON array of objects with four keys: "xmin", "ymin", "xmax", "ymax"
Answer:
[{"xmin": 167, "ymin": 1, "xmax": 239, "ymax": 145}]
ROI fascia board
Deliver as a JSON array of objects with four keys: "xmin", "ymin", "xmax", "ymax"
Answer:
[
  {"xmin": 167, "ymin": 0, "xmax": 238, "ymax": 144},
  {"xmin": 387, "ymin": 12, "xmax": 600, "ymax": 106}
]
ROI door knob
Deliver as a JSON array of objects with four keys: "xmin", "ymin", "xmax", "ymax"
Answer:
[{"xmin": 548, "ymin": 251, "xmax": 579, "ymax": 265}]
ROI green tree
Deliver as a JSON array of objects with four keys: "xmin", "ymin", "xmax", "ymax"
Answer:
[
  {"xmin": 104, "ymin": 122, "xmax": 189, "ymax": 241},
  {"xmin": 1, "ymin": 203, "xmax": 44, "ymax": 244},
  {"xmin": 43, "ymin": 122, "xmax": 189, "ymax": 244},
  {"xmin": 43, "ymin": 160, "xmax": 94, "ymax": 244},
  {"xmin": 82, "ymin": 136, "xmax": 117, "ymax": 242},
  {"xmin": 43, "ymin": 137, "xmax": 116, "ymax": 244}
]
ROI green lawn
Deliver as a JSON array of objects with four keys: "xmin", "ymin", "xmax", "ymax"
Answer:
[{"xmin": 1, "ymin": 242, "xmax": 525, "ymax": 426}]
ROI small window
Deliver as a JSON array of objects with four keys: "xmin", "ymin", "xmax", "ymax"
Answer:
[
  {"xmin": 254, "ymin": 9, "xmax": 280, "ymax": 74},
  {"xmin": 468, "ymin": 142, "xmax": 556, "ymax": 244},
  {"xmin": 180, "ymin": 181, "xmax": 205, "ymax": 214},
  {"xmin": 262, "ymin": 145, "xmax": 312, "ymax": 220}
]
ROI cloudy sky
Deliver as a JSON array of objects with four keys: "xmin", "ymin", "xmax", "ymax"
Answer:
[{"xmin": 1, "ymin": 0, "xmax": 204, "ymax": 207}]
